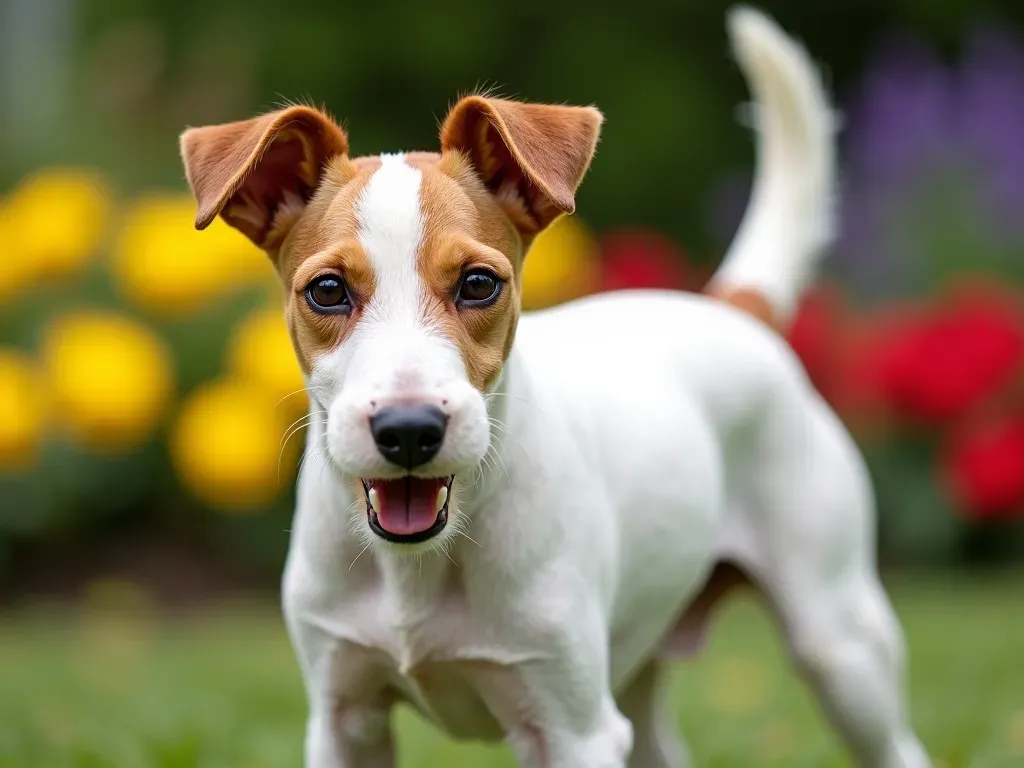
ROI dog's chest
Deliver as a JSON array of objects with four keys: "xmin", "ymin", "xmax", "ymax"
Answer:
[
  {"xmin": 385, "ymin": 655, "xmax": 519, "ymax": 741},
  {"xmin": 342, "ymin": 578, "xmax": 542, "ymax": 742}
]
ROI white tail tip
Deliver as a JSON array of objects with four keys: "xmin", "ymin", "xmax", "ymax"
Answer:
[{"xmin": 710, "ymin": 6, "xmax": 837, "ymax": 327}]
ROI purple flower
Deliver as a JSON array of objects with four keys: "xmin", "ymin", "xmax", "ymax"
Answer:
[
  {"xmin": 958, "ymin": 25, "xmax": 1024, "ymax": 229},
  {"xmin": 710, "ymin": 22, "xmax": 1024, "ymax": 303},
  {"xmin": 844, "ymin": 33, "xmax": 954, "ymax": 185}
]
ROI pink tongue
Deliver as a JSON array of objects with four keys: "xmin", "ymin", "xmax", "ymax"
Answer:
[{"xmin": 372, "ymin": 477, "xmax": 445, "ymax": 535}]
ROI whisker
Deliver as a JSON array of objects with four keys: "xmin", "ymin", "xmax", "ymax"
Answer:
[
  {"xmin": 484, "ymin": 436, "xmax": 511, "ymax": 482},
  {"xmin": 279, "ymin": 414, "xmax": 328, "ymax": 482},
  {"xmin": 347, "ymin": 498, "xmax": 366, "ymax": 532},
  {"xmin": 468, "ymin": 462, "xmax": 484, "ymax": 489},
  {"xmin": 318, "ymin": 440, "xmax": 336, "ymax": 485},
  {"xmin": 479, "ymin": 450, "xmax": 501, "ymax": 482},
  {"xmin": 281, "ymin": 411, "xmax": 328, "ymax": 450},
  {"xmin": 348, "ymin": 540, "xmax": 373, "ymax": 571},
  {"xmin": 296, "ymin": 444, "xmax": 317, "ymax": 477},
  {"xmin": 441, "ymin": 539, "xmax": 460, "ymax": 569},
  {"xmin": 275, "ymin": 385, "xmax": 329, "ymax": 409},
  {"xmin": 488, "ymin": 418, "xmax": 535, "ymax": 470},
  {"xmin": 455, "ymin": 529, "xmax": 484, "ymax": 550},
  {"xmin": 296, "ymin": 434, "xmax": 328, "ymax": 478},
  {"xmin": 484, "ymin": 392, "xmax": 544, "ymax": 413},
  {"xmin": 488, "ymin": 415, "xmax": 518, "ymax": 434}
]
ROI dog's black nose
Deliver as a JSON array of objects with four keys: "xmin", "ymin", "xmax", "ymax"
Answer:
[{"xmin": 370, "ymin": 405, "xmax": 447, "ymax": 469}]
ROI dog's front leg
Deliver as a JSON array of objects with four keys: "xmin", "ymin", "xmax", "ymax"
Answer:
[
  {"xmin": 296, "ymin": 633, "xmax": 396, "ymax": 768},
  {"xmin": 469, "ymin": 600, "xmax": 634, "ymax": 768},
  {"xmin": 304, "ymin": 696, "xmax": 394, "ymax": 768},
  {"xmin": 509, "ymin": 694, "xmax": 633, "ymax": 768},
  {"xmin": 286, "ymin": 611, "xmax": 394, "ymax": 768}
]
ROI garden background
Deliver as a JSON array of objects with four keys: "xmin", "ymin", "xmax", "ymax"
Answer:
[{"xmin": 2, "ymin": 0, "xmax": 1024, "ymax": 765}]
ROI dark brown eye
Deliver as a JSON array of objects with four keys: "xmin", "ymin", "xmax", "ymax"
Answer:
[
  {"xmin": 458, "ymin": 270, "xmax": 502, "ymax": 306},
  {"xmin": 306, "ymin": 275, "xmax": 351, "ymax": 313}
]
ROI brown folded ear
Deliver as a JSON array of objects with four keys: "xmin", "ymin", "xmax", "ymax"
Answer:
[
  {"xmin": 179, "ymin": 105, "xmax": 349, "ymax": 250},
  {"xmin": 440, "ymin": 96, "xmax": 603, "ymax": 235}
]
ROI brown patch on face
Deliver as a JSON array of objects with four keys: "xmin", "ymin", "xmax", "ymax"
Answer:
[
  {"xmin": 276, "ymin": 154, "xmax": 381, "ymax": 374},
  {"xmin": 271, "ymin": 149, "xmax": 526, "ymax": 388},
  {"xmin": 414, "ymin": 152, "xmax": 524, "ymax": 391}
]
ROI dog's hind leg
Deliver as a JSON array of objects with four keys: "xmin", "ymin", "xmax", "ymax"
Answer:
[
  {"xmin": 737, "ymin": 395, "xmax": 931, "ymax": 768},
  {"xmin": 776, "ymin": 571, "xmax": 931, "ymax": 768},
  {"xmin": 617, "ymin": 661, "xmax": 690, "ymax": 768}
]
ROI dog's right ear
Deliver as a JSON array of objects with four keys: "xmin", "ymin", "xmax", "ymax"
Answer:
[{"xmin": 179, "ymin": 106, "xmax": 349, "ymax": 251}]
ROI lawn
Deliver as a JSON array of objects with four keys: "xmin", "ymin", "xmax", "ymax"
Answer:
[{"xmin": 1, "ymin": 574, "xmax": 1022, "ymax": 767}]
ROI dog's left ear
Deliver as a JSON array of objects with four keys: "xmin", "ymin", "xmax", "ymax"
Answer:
[
  {"xmin": 440, "ymin": 96, "xmax": 603, "ymax": 236},
  {"xmin": 180, "ymin": 105, "xmax": 349, "ymax": 251}
]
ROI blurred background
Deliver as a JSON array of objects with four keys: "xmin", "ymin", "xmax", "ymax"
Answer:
[{"xmin": 2, "ymin": 0, "xmax": 1024, "ymax": 765}]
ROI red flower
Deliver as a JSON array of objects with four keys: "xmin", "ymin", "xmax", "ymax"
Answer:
[
  {"xmin": 598, "ymin": 229, "xmax": 688, "ymax": 292},
  {"xmin": 942, "ymin": 413, "xmax": 1024, "ymax": 521},
  {"xmin": 787, "ymin": 284, "xmax": 845, "ymax": 401},
  {"xmin": 879, "ymin": 286, "xmax": 1024, "ymax": 424},
  {"xmin": 789, "ymin": 301, "xmax": 920, "ymax": 442}
]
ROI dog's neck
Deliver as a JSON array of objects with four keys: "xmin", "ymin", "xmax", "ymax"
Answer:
[{"xmin": 470, "ymin": 343, "xmax": 533, "ymax": 506}]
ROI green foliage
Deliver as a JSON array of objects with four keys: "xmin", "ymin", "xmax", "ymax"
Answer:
[
  {"xmin": 0, "ymin": 0, "xmax": 1007, "ymax": 261},
  {"xmin": 869, "ymin": 439, "xmax": 963, "ymax": 565}
]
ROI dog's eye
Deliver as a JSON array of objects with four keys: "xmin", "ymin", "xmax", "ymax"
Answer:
[
  {"xmin": 458, "ymin": 270, "xmax": 502, "ymax": 307},
  {"xmin": 306, "ymin": 275, "xmax": 351, "ymax": 313}
]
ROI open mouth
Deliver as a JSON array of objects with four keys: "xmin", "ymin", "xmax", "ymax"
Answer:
[{"xmin": 361, "ymin": 475, "xmax": 454, "ymax": 544}]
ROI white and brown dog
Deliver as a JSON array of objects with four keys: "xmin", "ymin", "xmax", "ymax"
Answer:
[{"xmin": 180, "ymin": 7, "xmax": 930, "ymax": 767}]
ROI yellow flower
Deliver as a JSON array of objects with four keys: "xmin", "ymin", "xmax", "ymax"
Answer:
[
  {"xmin": 226, "ymin": 306, "xmax": 307, "ymax": 418},
  {"xmin": 0, "ymin": 214, "xmax": 33, "ymax": 303},
  {"xmin": 520, "ymin": 214, "xmax": 601, "ymax": 310},
  {"xmin": 171, "ymin": 378, "xmax": 296, "ymax": 512},
  {"xmin": 3, "ymin": 167, "xmax": 112, "ymax": 284},
  {"xmin": 42, "ymin": 311, "xmax": 174, "ymax": 453},
  {"xmin": 0, "ymin": 350, "xmax": 46, "ymax": 471},
  {"xmin": 113, "ymin": 193, "xmax": 275, "ymax": 315}
]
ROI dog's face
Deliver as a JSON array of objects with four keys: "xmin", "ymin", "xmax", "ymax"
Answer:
[{"xmin": 180, "ymin": 97, "xmax": 602, "ymax": 549}]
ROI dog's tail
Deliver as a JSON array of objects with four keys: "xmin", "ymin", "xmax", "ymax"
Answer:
[{"xmin": 706, "ymin": 6, "xmax": 837, "ymax": 331}]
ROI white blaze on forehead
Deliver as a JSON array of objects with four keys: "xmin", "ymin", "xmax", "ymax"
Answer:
[
  {"xmin": 318, "ymin": 154, "xmax": 488, "ymax": 478},
  {"xmin": 356, "ymin": 153, "xmax": 425, "ymax": 323}
]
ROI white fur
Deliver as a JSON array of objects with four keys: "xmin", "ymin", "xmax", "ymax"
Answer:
[
  {"xmin": 708, "ymin": 6, "xmax": 837, "ymax": 324},
  {"xmin": 284, "ymin": 8, "xmax": 930, "ymax": 767},
  {"xmin": 317, "ymin": 153, "xmax": 492, "ymax": 490},
  {"xmin": 357, "ymin": 153, "xmax": 425, "ymax": 327}
]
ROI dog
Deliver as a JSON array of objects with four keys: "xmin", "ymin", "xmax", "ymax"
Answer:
[{"xmin": 180, "ymin": 7, "xmax": 931, "ymax": 767}]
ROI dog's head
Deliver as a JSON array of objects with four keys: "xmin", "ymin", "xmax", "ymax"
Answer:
[{"xmin": 180, "ymin": 96, "xmax": 602, "ymax": 549}]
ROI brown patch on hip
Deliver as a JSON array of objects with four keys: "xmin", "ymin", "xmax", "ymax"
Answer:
[{"xmin": 708, "ymin": 286, "xmax": 778, "ymax": 331}]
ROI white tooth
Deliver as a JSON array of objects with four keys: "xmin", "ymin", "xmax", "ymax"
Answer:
[
  {"xmin": 367, "ymin": 487, "xmax": 380, "ymax": 513},
  {"xmin": 435, "ymin": 485, "xmax": 448, "ymax": 514}
]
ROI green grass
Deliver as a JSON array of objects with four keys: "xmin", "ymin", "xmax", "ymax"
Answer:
[{"xmin": 1, "ymin": 574, "xmax": 1023, "ymax": 767}]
